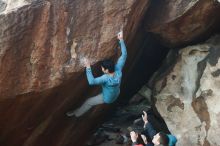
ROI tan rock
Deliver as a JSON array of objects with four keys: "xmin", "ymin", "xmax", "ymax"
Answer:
[{"xmin": 150, "ymin": 35, "xmax": 220, "ymax": 146}]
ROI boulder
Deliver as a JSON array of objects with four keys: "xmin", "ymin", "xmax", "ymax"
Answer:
[
  {"xmin": 149, "ymin": 35, "xmax": 220, "ymax": 146},
  {"xmin": 0, "ymin": 0, "xmax": 150, "ymax": 146},
  {"xmin": 145, "ymin": 0, "xmax": 220, "ymax": 47}
]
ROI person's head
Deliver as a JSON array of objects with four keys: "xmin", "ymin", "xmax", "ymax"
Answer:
[
  {"xmin": 152, "ymin": 132, "xmax": 169, "ymax": 146},
  {"xmin": 101, "ymin": 59, "xmax": 115, "ymax": 74}
]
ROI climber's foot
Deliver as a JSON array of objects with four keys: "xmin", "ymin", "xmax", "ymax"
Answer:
[{"xmin": 66, "ymin": 111, "xmax": 75, "ymax": 117}]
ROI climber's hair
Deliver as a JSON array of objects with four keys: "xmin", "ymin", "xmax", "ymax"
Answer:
[
  {"xmin": 101, "ymin": 59, "xmax": 115, "ymax": 73},
  {"xmin": 158, "ymin": 132, "xmax": 169, "ymax": 146}
]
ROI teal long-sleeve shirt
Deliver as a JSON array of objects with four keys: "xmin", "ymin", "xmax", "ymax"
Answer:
[{"xmin": 86, "ymin": 40, "xmax": 127, "ymax": 103}]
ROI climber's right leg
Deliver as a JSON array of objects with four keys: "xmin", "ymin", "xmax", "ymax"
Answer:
[{"xmin": 66, "ymin": 93, "xmax": 104, "ymax": 117}]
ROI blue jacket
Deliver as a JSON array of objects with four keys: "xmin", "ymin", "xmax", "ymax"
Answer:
[
  {"xmin": 86, "ymin": 40, "xmax": 127, "ymax": 103},
  {"xmin": 143, "ymin": 123, "xmax": 177, "ymax": 146}
]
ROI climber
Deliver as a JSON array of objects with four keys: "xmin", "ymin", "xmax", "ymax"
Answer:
[
  {"xmin": 137, "ymin": 111, "xmax": 177, "ymax": 146},
  {"xmin": 66, "ymin": 30, "xmax": 127, "ymax": 117}
]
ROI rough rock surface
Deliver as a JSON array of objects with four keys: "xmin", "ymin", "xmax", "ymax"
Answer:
[
  {"xmin": 0, "ymin": 0, "xmax": 150, "ymax": 146},
  {"xmin": 149, "ymin": 35, "xmax": 220, "ymax": 146},
  {"xmin": 0, "ymin": 0, "xmax": 149, "ymax": 98},
  {"xmin": 145, "ymin": 0, "xmax": 220, "ymax": 47},
  {"xmin": 0, "ymin": 0, "xmax": 7, "ymax": 12}
]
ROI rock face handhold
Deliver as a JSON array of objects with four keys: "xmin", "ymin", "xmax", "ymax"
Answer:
[
  {"xmin": 145, "ymin": 0, "xmax": 220, "ymax": 47},
  {"xmin": 0, "ymin": 0, "xmax": 150, "ymax": 146},
  {"xmin": 150, "ymin": 35, "xmax": 220, "ymax": 146}
]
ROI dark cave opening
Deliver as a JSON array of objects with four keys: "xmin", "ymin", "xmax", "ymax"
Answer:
[
  {"xmin": 119, "ymin": 33, "xmax": 169, "ymax": 104},
  {"xmin": 118, "ymin": 32, "xmax": 171, "ymax": 132}
]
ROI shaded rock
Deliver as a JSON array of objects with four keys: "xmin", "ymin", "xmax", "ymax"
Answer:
[
  {"xmin": 129, "ymin": 94, "xmax": 145, "ymax": 105},
  {"xmin": 145, "ymin": 0, "xmax": 220, "ymax": 47},
  {"xmin": 149, "ymin": 35, "xmax": 220, "ymax": 145},
  {"xmin": 102, "ymin": 123, "xmax": 121, "ymax": 133},
  {"xmin": 86, "ymin": 128, "xmax": 109, "ymax": 146},
  {"xmin": 115, "ymin": 133, "xmax": 129, "ymax": 145},
  {"xmin": 91, "ymin": 96, "xmax": 170, "ymax": 146},
  {"xmin": 129, "ymin": 85, "xmax": 152, "ymax": 105}
]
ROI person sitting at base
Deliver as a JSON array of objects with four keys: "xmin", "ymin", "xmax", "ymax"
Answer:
[
  {"xmin": 66, "ymin": 30, "xmax": 127, "ymax": 117},
  {"xmin": 141, "ymin": 111, "xmax": 177, "ymax": 146}
]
